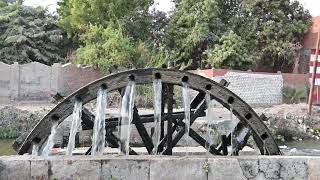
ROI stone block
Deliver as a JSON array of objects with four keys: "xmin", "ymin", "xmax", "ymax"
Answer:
[
  {"xmin": 308, "ymin": 157, "xmax": 320, "ymax": 180},
  {"xmin": 150, "ymin": 157, "xmax": 207, "ymax": 180},
  {"xmin": 18, "ymin": 62, "xmax": 52, "ymax": 101},
  {"xmin": 238, "ymin": 157, "xmax": 259, "ymax": 179},
  {"xmin": 0, "ymin": 157, "xmax": 30, "ymax": 180},
  {"xmin": 49, "ymin": 156, "xmax": 101, "ymax": 180},
  {"xmin": 9, "ymin": 62, "xmax": 19, "ymax": 101},
  {"xmin": 31, "ymin": 159, "xmax": 49, "ymax": 180},
  {"xmin": 102, "ymin": 157, "xmax": 150, "ymax": 180},
  {"xmin": 208, "ymin": 157, "xmax": 246, "ymax": 180},
  {"xmin": 50, "ymin": 63, "xmax": 61, "ymax": 94},
  {"xmin": 258, "ymin": 156, "xmax": 308, "ymax": 180}
]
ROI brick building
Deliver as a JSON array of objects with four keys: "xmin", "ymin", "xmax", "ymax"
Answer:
[{"xmin": 303, "ymin": 16, "xmax": 320, "ymax": 50}]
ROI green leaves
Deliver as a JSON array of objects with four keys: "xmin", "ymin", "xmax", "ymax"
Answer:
[
  {"xmin": 167, "ymin": 0, "xmax": 311, "ymax": 71},
  {"xmin": 206, "ymin": 31, "xmax": 255, "ymax": 70},
  {"xmin": 76, "ymin": 25, "xmax": 135, "ymax": 70},
  {"xmin": 58, "ymin": 0, "xmax": 152, "ymax": 38},
  {"xmin": 58, "ymin": 0, "xmax": 170, "ymax": 71},
  {"xmin": 57, "ymin": 0, "xmax": 311, "ymax": 72},
  {"xmin": 238, "ymin": 0, "xmax": 311, "ymax": 71},
  {"xmin": 0, "ymin": 2, "xmax": 69, "ymax": 65}
]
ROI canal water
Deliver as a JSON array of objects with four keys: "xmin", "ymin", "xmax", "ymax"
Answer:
[{"xmin": 2, "ymin": 139, "xmax": 320, "ymax": 156}]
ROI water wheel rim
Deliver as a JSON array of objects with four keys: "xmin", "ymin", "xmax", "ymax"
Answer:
[{"xmin": 15, "ymin": 68, "xmax": 281, "ymax": 155}]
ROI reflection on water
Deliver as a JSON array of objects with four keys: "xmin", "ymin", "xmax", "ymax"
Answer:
[{"xmin": 0, "ymin": 139, "xmax": 16, "ymax": 156}]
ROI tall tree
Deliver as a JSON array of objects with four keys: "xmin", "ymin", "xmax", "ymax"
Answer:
[
  {"xmin": 0, "ymin": 1, "xmax": 69, "ymax": 65},
  {"xmin": 238, "ymin": 0, "xmax": 311, "ymax": 72},
  {"xmin": 58, "ymin": 0, "xmax": 153, "ymax": 39},
  {"xmin": 58, "ymin": 0, "xmax": 170, "ymax": 71},
  {"xmin": 167, "ymin": 0, "xmax": 311, "ymax": 72},
  {"xmin": 167, "ymin": 0, "xmax": 226, "ymax": 69}
]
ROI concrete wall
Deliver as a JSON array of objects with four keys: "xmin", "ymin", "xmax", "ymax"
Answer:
[
  {"xmin": 0, "ymin": 62, "xmax": 309, "ymax": 106},
  {"xmin": 0, "ymin": 62, "xmax": 104, "ymax": 104},
  {"xmin": 0, "ymin": 155, "xmax": 320, "ymax": 180}
]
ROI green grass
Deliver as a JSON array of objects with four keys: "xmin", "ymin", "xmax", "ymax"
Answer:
[{"xmin": 0, "ymin": 139, "xmax": 16, "ymax": 156}]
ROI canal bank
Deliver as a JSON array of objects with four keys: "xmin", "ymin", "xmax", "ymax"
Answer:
[{"xmin": 0, "ymin": 155, "xmax": 319, "ymax": 180}]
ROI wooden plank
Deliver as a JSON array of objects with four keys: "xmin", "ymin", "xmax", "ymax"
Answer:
[
  {"xmin": 166, "ymin": 85, "xmax": 174, "ymax": 155},
  {"xmin": 132, "ymin": 106, "xmax": 154, "ymax": 154}
]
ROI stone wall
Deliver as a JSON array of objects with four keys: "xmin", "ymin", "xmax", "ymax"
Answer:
[
  {"xmin": 0, "ymin": 155, "xmax": 320, "ymax": 180},
  {"xmin": 213, "ymin": 72, "xmax": 284, "ymax": 106}
]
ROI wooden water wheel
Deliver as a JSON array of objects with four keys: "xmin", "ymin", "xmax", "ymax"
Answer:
[{"xmin": 14, "ymin": 68, "xmax": 281, "ymax": 156}]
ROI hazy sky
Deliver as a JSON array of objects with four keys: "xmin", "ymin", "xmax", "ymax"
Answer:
[{"xmin": 23, "ymin": 0, "xmax": 319, "ymax": 16}]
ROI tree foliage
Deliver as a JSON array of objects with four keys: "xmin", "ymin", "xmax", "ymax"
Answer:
[
  {"xmin": 206, "ymin": 31, "xmax": 255, "ymax": 70},
  {"xmin": 58, "ymin": 0, "xmax": 152, "ymax": 39},
  {"xmin": 58, "ymin": 0, "xmax": 169, "ymax": 70},
  {"xmin": 76, "ymin": 25, "xmax": 135, "ymax": 70},
  {"xmin": 167, "ymin": 0, "xmax": 311, "ymax": 71},
  {"xmin": 0, "ymin": 1, "xmax": 69, "ymax": 65},
  {"xmin": 57, "ymin": 0, "xmax": 311, "ymax": 72}
]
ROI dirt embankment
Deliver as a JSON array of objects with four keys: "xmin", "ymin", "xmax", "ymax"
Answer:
[
  {"xmin": 255, "ymin": 104, "xmax": 320, "ymax": 141},
  {"xmin": 0, "ymin": 106, "xmax": 51, "ymax": 139}
]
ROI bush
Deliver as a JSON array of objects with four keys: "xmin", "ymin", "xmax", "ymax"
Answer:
[
  {"xmin": 282, "ymin": 87, "xmax": 306, "ymax": 104},
  {"xmin": 0, "ymin": 127, "xmax": 18, "ymax": 139}
]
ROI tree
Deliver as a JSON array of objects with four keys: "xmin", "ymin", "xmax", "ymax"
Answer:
[
  {"xmin": 76, "ymin": 25, "xmax": 135, "ymax": 71},
  {"xmin": 0, "ymin": 1, "xmax": 69, "ymax": 65},
  {"xmin": 167, "ymin": 0, "xmax": 311, "ymax": 71},
  {"xmin": 58, "ymin": 0, "xmax": 153, "ymax": 39},
  {"xmin": 238, "ymin": 0, "xmax": 311, "ymax": 72},
  {"xmin": 206, "ymin": 31, "xmax": 255, "ymax": 70},
  {"xmin": 58, "ymin": 0, "xmax": 170, "ymax": 71},
  {"xmin": 167, "ymin": 0, "xmax": 226, "ymax": 69}
]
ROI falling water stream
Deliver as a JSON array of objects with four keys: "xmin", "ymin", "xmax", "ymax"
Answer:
[
  {"xmin": 152, "ymin": 79, "xmax": 162, "ymax": 155},
  {"xmin": 92, "ymin": 86, "xmax": 108, "ymax": 156},
  {"xmin": 229, "ymin": 105, "xmax": 241, "ymax": 155},
  {"xmin": 119, "ymin": 81, "xmax": 136, "ymax": 156},
  {"xmin": 230, "ymin": 105, "xmax": 236, "ymax": 155},
  {"xmin": 205, "ymin": 92, "xmax": 213, "ymax": 154},
  {"xmin": 182, "ymin": 82, "xmax": 191, "ymax": 155},
  {"xmin": 263, "ymin": 140, "xmax": 267, "ymax": 155},
  {"xmin": 32, "ymin": 143, "xmax": 39, "ymax": 156},
  {"xmin": 66, "ymin": 99, "xmax": 83, "ymax": 156},
  {"xmin": 41, "ymin": 122, "xmax": 58, "ymax": 156},
  {"xmin": 117, "ymin": 97, "xmax": 122, "ymax": 155}
]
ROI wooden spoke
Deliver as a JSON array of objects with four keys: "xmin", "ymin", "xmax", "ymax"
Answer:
[{"xmin": 132, "ymin": 106, "xmax": 154, "ymax": 154}]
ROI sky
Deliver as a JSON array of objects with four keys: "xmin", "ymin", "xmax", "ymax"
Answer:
[{"xmin": 23, "ymin": 0, "xmax": 320, "ymax": 17}]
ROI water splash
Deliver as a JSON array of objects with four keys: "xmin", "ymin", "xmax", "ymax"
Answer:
[
  {"xmin": 236, "ymin": 127, "xmax": 250, "ymax": 145},
  {"xmin": 32, "ymin": 143, "xmax": 39, "ymax": 156},
  {"xmin": 92, "ymin": 86, "xmax": 108, "ymax": 156},
  {"xmin": 152, "ymin": 79, "xmax": 162, "ymax": 155},
  {"xmin": 41, "ymin": 122, "xmax": 58, "ymax": 156},
  {"xmin": 66, "ymin": 99, "xmax": 83, "ymax": 156},
  {"xmin": 182, "ymin": 82, "xmax": 191, "ymax": 155},
  {"xmin": 119, "ymin": 81, "xmax": 136, "ymax": 156}
]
